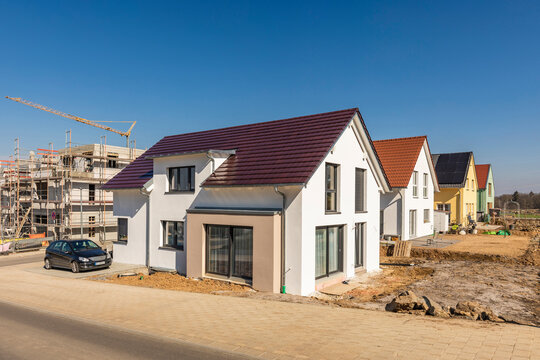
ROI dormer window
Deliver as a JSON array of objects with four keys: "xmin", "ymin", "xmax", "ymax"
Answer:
[{"xmin": 168, "ymin": 166, "xmax": 195, "ymax": 192}]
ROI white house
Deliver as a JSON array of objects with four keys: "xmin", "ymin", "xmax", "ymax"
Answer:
[
  {"xmin": 373, "ymin": 136, "xmax": 439, "ymax": 241},
  {"xmin": 103, "ymin": 108, "xmax": 391, "ymax": 296}
]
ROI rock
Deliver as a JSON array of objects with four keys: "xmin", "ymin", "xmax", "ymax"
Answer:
[
  {"xmin": 424, "ymin": 297, "xmax": 450, "ymax": 318},
  {"xmin": 454, "ymin": 301, "xmax": 483, "ymax": 320},
  {"xmin": 454, "ymin": 301, "xmax": 503, "ymax": 322},
  {"xmin": 385, "ymin": 291, "xmax": 427, "ymax": 313}
]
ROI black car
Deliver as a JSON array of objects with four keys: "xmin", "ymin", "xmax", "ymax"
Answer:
[{"xmin": 44, "ymin": 239, "xmax": 112, "ymax": 273}]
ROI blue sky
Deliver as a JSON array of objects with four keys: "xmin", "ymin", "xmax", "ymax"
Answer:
[{"xmin": 0, "ymin": 1, "xmax": 538, "ymax": 194}]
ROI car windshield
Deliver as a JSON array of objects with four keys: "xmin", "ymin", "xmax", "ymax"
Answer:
[{"xmin": 70, "ymin": 240, "xmax": 100, "ymax": 251}]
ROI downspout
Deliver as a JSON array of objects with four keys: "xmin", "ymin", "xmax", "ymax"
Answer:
[
  {"xmin": 398, "ymin": 189, "xmax": 406, "ymax": 240},
  {"xmin": 274, "ymin": 186, "xmax": 286, "ymax": 294},
  {"xmin": 206, "ymin": 152, "xmax": 215, "ymax": 173},
  {"xmin": 140, "ymin": 186, "xmax": 151, "ymax": 269}
]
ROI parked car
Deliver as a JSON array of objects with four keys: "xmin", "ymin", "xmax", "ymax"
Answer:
[{"xmin": 44, "ymin": 239, "xmax": 112, "ymax": 273}]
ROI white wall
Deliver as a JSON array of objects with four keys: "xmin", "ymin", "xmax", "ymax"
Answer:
[
  {"xmin": 298, "ymin": 123, "xmax": 382, "ymax": 296},
  {"xmin": 380, "ymin": 191, "xmax": 401, "ymax": 236},
  {"xmin": 112, "ymin": 189, "xmax": 148, "ymax": 265},
  {"xmin": 401, "ymin": 145, "xmax": 435, "ymax": 240},
  {"xmin": 149, "ymin": 154, "xmax": 211, "ymax": 273}
]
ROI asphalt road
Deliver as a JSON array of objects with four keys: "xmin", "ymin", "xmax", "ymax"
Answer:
[
  {"xmin": 0, "ymin": 300, "xmax": 254, "ymax": 360},
  {"xmin": 0, "ymin": 253, "xmax": 43, "ymax": 267}
]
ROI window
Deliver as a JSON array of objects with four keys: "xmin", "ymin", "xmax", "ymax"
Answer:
[
  {"xmin": 355, "ymin": 223, "xmax": 366, "ymax": 268},
  {"xmin": 409, "ymin": 210, "xmax": 417, "ymax": 237},
  {"xmin": 325, "ymin": 164, "xmax": 339, "ymax": 212},
  {"xmin": 355, "ymin": 168, "xmax": 366, "ymax": 212},
  {"xmin": 206, "ymin": 225, "xmax": 253, "ymax": 280},
  {"xmin": 36, "ymin": 182, "xmax": 47, "ymax": 200},
  {"xmin": 107, "ymin": 153, "xmax": 119, "ymax": 168},
  {"xmin": 424, "ymin": 209, "xmax": 430, "ymax": 223},
  {"xmin": 412, "ymin": 171, "xmax": 418, "ymax": 197},
  {"xmin": 62, "ymin": 155, "xmax": 72, "ymax": 167},
  {"xmin": 60, "ymin": 241, "xmax": 72, "ymax": 253},
  {"xmin": 437, "ymin": 203, "xmax": 451, "ymax": 212},
  {"xmin": 162, "ymin": 221, "xmax": 184, "ymax": 250},
  {"xmin": 488, "ymin": 183, "xmax": 492, "ymax": 196},
  {"xmin": 88, "ymin": 216, "xmax": 95, "ymax": 237},
  {"xmin": 168, "ymin": 166, "xmax": 195, "ymax": 192},
  {"xmin": 117, "ymin": 218, "xmax": 128, "ymax": 242},
  {"xmin": 472, "ymin": 179, "xmax": 475, "ymax": 190},
  {"xmin": 89, "ymin": 184, "xmax": 95, "ymax": 202},
  {"xmin": 35, "ymin": 214, "xmax": 47, "ymax": 224},
  {"xmin": 423, "ymin": 173, "xmax": 428, "ymax": 198},
  {"xmin": 315, "ymin": 225, "xmax": 343, "ymax": 279}
]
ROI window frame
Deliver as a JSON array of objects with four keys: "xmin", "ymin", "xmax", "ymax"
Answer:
[
  {"xmin": 409, "ymin": 210, "xmax": 417, "ymax": 237},
  {"xmin": 423, "ymin": 173, "xmax": 428, "ymax": 198},
  {"xmin": 423, "ymin": 209, "xmax": 430, "ymax": 223},
  {"xmin": 205, "ymin": 225, "xmax": 253, "ymax": 281},
  {"xmin": 162, "ymin": 220, "xmax": 185, "ymax": 250},
  {"xmin": 325, "ymin": 163, "xmax": 339, "ymax": 213},
  {"xmin": 117, "ymin": 218, "xmax": 128, "ymax": 243},
  {"xmin": 355, "ymin": 168, "xmax": 366, "ymax": 213},
  {"xmin": 88, "ymin": 216, "xmax": 96, "ymax": 237},
  {"xmin": 412, "ymin": 171, "xmax": 418, "ymax": 198},
  {"xmin": 315, "ymin": 225, "xmax": 344, "ymax": 279},
  {"xmin": 89, "ymin": 184, "xmax": 96, "ymax": 202},
  {"xmin": 354, "ymin": 223, "xmax": 366, "ymax": 268},
  {"xmin": 167, "ymin": 166, "xmax": 196, "ymax": 193}
]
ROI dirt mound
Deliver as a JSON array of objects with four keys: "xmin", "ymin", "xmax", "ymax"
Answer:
[
  {"xmin": 410, "ymin": 248, "xmax": 516, "ymax": 263},
  {"xmin": 103, "ymin": 272, "xmax": 253, "ymax": 294},
  {"xmin": 409, "ymin": 241, "xmax": 539, "ymax": 266}
]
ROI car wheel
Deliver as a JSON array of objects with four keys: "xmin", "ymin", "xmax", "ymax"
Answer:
[
  {"xmin": 71, "ymin": 261, "xmax": 80, "ymax": 273},
  {"xmin": 44, "ymin": 258, "xmax": 51, "ymax": 270}
]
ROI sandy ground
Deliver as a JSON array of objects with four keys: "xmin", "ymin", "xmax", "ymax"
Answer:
[
  {"xmin": 404, "ymin": 261, "xmax": 539, "ymax": 326},
  {"xmin": 441, "ymin": 234, "xmax": 531, "ymax": 257}
]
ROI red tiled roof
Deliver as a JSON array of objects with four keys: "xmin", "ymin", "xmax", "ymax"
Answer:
[
  {"xmin": 103, "ymin": 108, "xmax": 376, "ymax": 189},
  {"xmin": 475, "ymin": 164, "xmax": 491, "ymax": 190},
  {"xmin": 373, "ymin": 136, "xmax": 427, "ymax": 188}
]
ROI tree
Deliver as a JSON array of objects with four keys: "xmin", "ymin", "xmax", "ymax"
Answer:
[{"xmin": 512, "ymin": 191, "xmax": 519, "ymax": 202}]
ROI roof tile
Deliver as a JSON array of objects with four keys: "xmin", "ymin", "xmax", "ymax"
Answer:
[
  {"xmin": 373, "ymin": 136, "xmax": 427, "ymax": 188},
  {"xmin": 103, "ymin": 108, "xmax": 368, "ymax": 189}
]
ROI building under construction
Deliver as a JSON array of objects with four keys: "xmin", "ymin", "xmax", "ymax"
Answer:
[{"xmin": 0, "ymin": 137, "xmax": 144, "ymax": 250}]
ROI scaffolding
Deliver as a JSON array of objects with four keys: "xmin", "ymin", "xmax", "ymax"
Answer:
[{"xmin": 0, "ymin": 135, "xmax": 143, "ymax": 248}]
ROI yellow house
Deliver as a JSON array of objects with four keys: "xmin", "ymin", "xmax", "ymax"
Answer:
[{"xmin": 432, "ymin": 152, "xmax": 478, "ymax": 225}]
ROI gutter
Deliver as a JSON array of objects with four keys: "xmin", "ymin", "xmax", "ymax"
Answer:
[{"xmin": 274, "ymin": 186, "xmax": 287, "ymax": 294}]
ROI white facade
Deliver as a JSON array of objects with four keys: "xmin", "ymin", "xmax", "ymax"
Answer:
[
  {"xmin": 380, "ymin": 143, "xmax": 438, "ymax": 240},
  {"xmin": 112, "ymin": 114, "xmax": 389, "ymax": 296}
]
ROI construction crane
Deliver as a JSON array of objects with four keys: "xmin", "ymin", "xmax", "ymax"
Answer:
[{"xmin": 5, "ymin": 96, "xmax": 136, "ymax": 147}]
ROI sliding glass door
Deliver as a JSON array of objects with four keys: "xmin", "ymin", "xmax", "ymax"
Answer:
[
  {"xmin": 315, "ymin": 225, "xmax": 343, "ymax": 279},
  {"xmin": 206, "ymin": 225, "xmax": 253, "ymax": 280}
]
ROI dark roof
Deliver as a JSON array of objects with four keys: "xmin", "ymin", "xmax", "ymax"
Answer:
[
  {"xmin": 373, "ymin": 136, "xmax": 427, "ymax": 188},
  {"xmin": 431, "ymin": 152, "xmax": 473, "ymax": 188},
  {"xmin": 475, "ymin": 164, "xmax": 491, "ymax": 190},
  {"xmin": 104, "ymin": 108, "xmax": 382, "ymax": 189}
]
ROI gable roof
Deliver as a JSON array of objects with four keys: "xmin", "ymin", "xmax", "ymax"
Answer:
[
  {"xmin": 475, "ymin": 164, "xmax": 491, "ymax": 190},
  {"xmin": 103, "ymin": 108, "xmax": 390, "ymax": 190},
  {"xmin": 431, "ymin": 152, "xmax": 473, "ymax": 188},
  {"xmin": 373, "ymin": 136, "xmax": 429, "ymax": 188}
]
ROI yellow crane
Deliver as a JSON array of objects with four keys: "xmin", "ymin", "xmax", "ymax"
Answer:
[{"xmin": 5, "ymin": 96, "xmax": 136, "ymax": 146}]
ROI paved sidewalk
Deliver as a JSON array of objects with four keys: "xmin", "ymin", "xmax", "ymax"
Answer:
[{"xmin": 0, "ymin": 264, "xmax": 538, "ymax": 360}]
